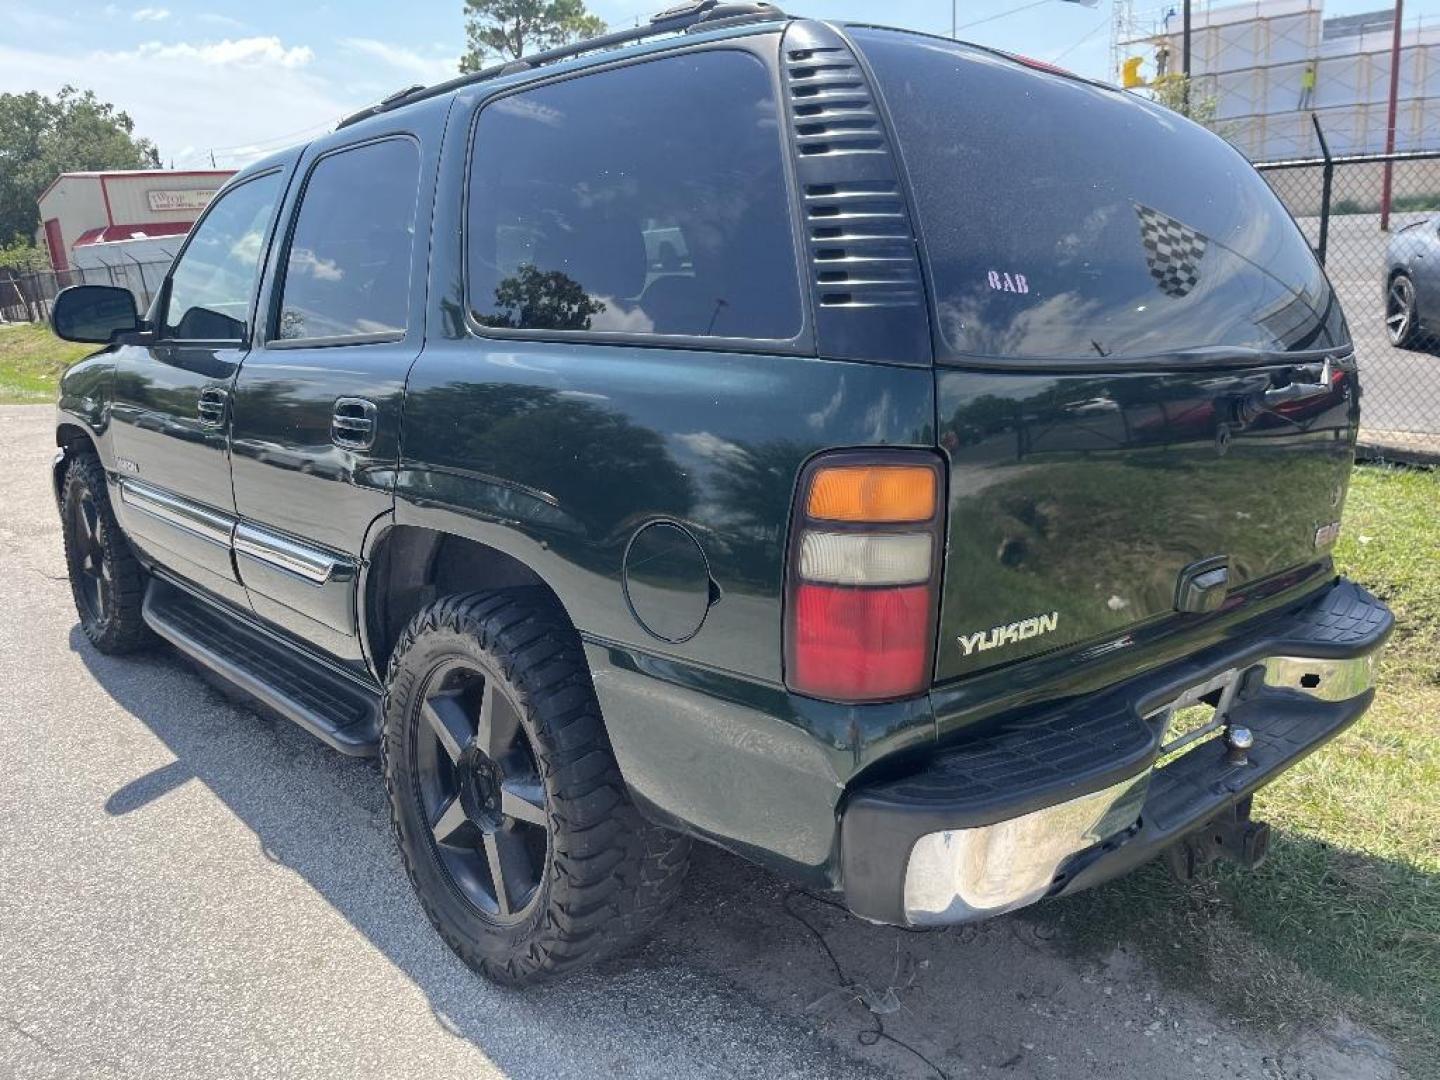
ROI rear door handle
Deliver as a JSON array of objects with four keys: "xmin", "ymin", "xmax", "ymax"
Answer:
[
  {"xmin": 332, "ymin": 397, "xmax": 378, "ymax": 450},
  {"xmin": 197, "ymin": 386, "xmax": 229, "ymax": 428},
  {"xmin": 1262, "ymin": 356, "xmax": 1342, "ymax": 406}
]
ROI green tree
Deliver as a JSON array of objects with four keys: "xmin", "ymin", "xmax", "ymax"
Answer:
[
  {"xmin": 1148, "ymin": 74, "xmax": 1218, "ymax": 126},
  {"xmin": 475, "ymin": 264, "xmax": 605, "ymax": 331},
  {"xmin": 459, "ymin": 0, "xmax": 606, "ymax": 70},
  {"xmin": 0, "ymin": 86, "xmax": 159, "ymax": 249},
  {"xmin": 0, "ymin": 238, "xmax": 49, "ymax": 273}
]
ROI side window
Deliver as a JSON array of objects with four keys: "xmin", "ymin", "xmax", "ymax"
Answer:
[
  {"xmin": 163, "ymin": 172, "xmax": 281, "ymax": 341},
  {"xmin": 276, "ymin": 138, "xmax": 421, "ymax": 343},
  {"xmin": 466, "ymin": 50, "xmax": 802, "ymax": 341}
]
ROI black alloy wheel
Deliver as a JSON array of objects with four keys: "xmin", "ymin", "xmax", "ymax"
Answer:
[
  {"xmin": 69, "ymin": 485, "xmax": 110, "ymax": 624},
  {"xmin": 60, "ymin": 451, "xmax": 155, "ymax": 654},
  {"xmin": 381, "ymin": 590, "xmax": 691, "ymax": 984},
  {"xmin": 413, "ymin": 656, "xmax": 550, "ymax": 920}
]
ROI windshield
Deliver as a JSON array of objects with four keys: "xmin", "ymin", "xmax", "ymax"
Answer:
[{"xmin": 849, "ymin": 27, "xmax": 1348, "ymax": 363}]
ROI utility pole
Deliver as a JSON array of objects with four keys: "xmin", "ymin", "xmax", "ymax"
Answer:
[
  {"xmin": 952, "ymin": 0, "xmax": 957, "ymax": 38},
  {"xmin": 1381, "ymin": 0, "xmax": 1404, "ymax": 231},
  {"xmin": 1182, "ymin": 0, "xmax": 1192, "ymax": 113}
]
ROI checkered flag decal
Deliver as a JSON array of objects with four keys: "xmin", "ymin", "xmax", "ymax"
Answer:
[{"xmin": 1135, "ymin": 203, "xmax": 1208, "ymax": 298}]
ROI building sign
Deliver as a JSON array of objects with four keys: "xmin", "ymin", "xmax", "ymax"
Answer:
[{"xmin": 146, "ymin": 189, "xmax": 216, "ymax": 212}]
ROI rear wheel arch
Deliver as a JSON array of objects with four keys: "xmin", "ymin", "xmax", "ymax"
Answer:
[{"xmin": 362, "ymin": 524, "xmax": 578, "ymax": 683}]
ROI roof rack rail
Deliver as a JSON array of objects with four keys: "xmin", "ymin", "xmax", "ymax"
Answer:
[{"xmin": 336, "ymin": 2, "xmax": 787, "ymax": 130}]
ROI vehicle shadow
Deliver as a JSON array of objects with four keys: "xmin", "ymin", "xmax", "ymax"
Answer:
[
  {"xmin": 72, "ymin": 627, "xmax": 1406, "ymax": 1080},
  {"xmin": 74, "ymin": 627, "xmax": 889, "ymax": 1077}
]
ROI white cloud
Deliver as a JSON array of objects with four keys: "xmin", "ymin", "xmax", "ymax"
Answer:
[
  {"xmin": 196, "ymin": 13, "xmax": 247, "ymax": 29},
  {"xmin": 0, "ymin": 37, "xmax": 350, "ymax": 169},
  {"xmin": 131, "ymin": 6, "xmax": 170, "ymax": 21},
  {"xmin": 340, "ymin": 38, "xmax": 458, "ymax": 84},
  {"xmin": 107, "ymin": 37, "xmax": 316, "ymax": 69}
]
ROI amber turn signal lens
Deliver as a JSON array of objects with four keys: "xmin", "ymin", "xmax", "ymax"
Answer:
[{"xmin": 806, "ymin": 465, "xmax": 936, "ymax": 523}]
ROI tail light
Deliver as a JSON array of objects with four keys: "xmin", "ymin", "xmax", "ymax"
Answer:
[{"xmin": 784, "ymin": 452, "xmax": 945, "ymax": 702}]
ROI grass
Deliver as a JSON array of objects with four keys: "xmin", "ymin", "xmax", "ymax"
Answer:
[
  {"xmin": 1031, "ymin": 464, "xmax": 1440, "ymax": 1075},
  {"xmin": 0, "ymin": 322, "xmax": 94, "ymax": 404},
  {"xmin": 1333, "ymin": 193, "xmax": 1440, "ymax": 215}
]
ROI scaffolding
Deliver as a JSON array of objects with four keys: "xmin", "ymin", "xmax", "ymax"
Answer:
[{"xmin": 1114, "ymin": 0, "xmax": 1440, "ymax": 159}]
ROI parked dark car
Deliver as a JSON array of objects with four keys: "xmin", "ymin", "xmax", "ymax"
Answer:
[
  {"xmin": 50, "ymin": 1, "xmax": 1390, "ymax": 985},
  {"xmin": 1384, "ymin": 214, "xmax": 1440, "ymax": 348}
]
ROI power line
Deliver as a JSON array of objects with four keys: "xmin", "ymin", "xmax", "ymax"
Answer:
[
  {"xmin": 1053, "ymin": 17, "xmax": 1109, "ymax": 61},
  {"xmin": 955, "ymin": 0, "xmax": 1054, "ymax": 34},
  {"xmin": 198, "ymin": 119, "xmax": 337, "ymax": 155},
  {"xmin": 169, "ymin": 118, "xmax": 339, "ymax": 169}
]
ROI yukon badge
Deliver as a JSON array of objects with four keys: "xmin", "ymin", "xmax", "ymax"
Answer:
[{"xmin": 958, "ymin": 611, "xmax": 1059, "ymax": 657}]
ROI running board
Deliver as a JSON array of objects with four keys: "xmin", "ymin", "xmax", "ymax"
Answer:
[{"xmin": 142, "ymin": 578, "xmax": 382, "ymax": 756}]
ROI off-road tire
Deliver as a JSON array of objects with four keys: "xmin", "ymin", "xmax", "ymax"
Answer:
[
  {"xmin": 381, "ymin": 589, "xmax": 691, "ymax": 985},
  {"xmin": 60, "ymin": 451, "xmax": 155, "ymax": 654}
]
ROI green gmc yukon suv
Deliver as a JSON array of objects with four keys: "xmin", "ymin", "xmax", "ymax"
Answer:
[{"xmin": 49, "ymin": 1, "xmax": 1392, "ymax": 984}]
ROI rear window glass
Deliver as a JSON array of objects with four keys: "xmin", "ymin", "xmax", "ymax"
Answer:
[
  {"xmin": 466, "ymin": 50, "xmax": 802, "ymax": 341},
  {"xmin": 850, "ymin": 28, "xmax": 1348, "ymax": 362}
]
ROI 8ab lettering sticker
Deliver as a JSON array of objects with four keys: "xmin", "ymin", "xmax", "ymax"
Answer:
[{"xmin": 987, "ymin": 270, "xmax": 1029, "ymax": 294}]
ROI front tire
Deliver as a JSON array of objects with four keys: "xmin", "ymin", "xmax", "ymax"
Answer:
[
  {"xmin": 1386, "ymin": 272, "xmax": 1422, "ymax": 347},
  {"xmin": 60, "ymin": 452, "xmax": 155, "ymax": 654},
  {"xmin": 381, "ymin": 590, "xmax": 690, "ymax": 984}
]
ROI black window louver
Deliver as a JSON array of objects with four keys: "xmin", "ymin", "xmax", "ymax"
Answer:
[{"xmin": 782, "ymin": 27, "xmax": 925, "ymax": 319}]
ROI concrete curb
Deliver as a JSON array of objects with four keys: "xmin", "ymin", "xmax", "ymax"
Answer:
[{"xmin": 1357, "ymin": 429, "xmax": 1440, "ymax": 466}]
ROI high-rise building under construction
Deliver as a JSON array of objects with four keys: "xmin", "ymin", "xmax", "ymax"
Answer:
[{"xmin": 1115, "ymin": 0, "xmax": 1440, "ymax": 159}]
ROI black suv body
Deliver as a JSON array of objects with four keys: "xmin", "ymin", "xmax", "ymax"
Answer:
[{"xmin": 51, "ymin": 5, "xmax": 1391, "ymax": 981}]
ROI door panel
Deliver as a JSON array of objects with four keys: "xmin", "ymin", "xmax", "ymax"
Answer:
[
  {"xmin": 229, "ymin": 124, "xmax": 439, "ymax": 665},
  {"xmin": 233, "ymin": 521, "xmax": 358, "ymax": 636},
  {"xmin": 110, "ymin": 341, "xmax": 241, "ymax": 604},
  {"xmin": 228, "ymin": 351, "xmax": 407, "ymax": 660},
  {"xmin": 109, "ymin": 169, "xmax": 289, "ymax": 606},
  {"xmin": 1411, "ymin": 224, "xmax": 1440, "ymax": 322}
]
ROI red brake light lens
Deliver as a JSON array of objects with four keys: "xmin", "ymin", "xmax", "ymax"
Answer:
[{"xmin": 791, "ymin": 584, "xmax": 932, "ymax": 700}]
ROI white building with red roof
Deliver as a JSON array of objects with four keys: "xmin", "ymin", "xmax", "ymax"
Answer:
[{"xmin": 36, "ymin": 169, "xmax": 235, "ymax": 272}]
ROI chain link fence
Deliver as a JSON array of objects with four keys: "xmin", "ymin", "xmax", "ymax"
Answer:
[
  {"xmin": 1258, "ymin": 145, "xmax": 1440, "ymax": 455},
  {"xmin": 0, "ymin": 259, "xmax": 171, "ymax": 325}
]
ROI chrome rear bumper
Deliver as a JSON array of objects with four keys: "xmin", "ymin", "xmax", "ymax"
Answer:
[
  {"xmin": 839, "ymin": 579, "xmax": 1392, "ymax": 928},
  {"xmin": 897, "ymin": 650, "xmax": 1379, "ymax": 925}
]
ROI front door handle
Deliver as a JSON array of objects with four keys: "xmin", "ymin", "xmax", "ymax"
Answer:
[
  {"xmin": 197, "ymin": 386, "xmax": 229, "ymax": 428},
  {"xmin": 332, "ymin": 397, "xmax": 378, "ymax": 450}
]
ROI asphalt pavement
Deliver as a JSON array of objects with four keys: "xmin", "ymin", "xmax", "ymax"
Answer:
[{"xmin": 0, "ymin": 404, "xmax": 1398, "ymax": 1080}]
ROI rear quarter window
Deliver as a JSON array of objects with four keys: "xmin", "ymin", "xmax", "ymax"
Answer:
[
  {"xmin": 849, "ymin": 27, "xmax": 1347, "ymax": 362},
  {"xmin": 465, "ymin": 49, "xmax": 803, "ymax": 343}
]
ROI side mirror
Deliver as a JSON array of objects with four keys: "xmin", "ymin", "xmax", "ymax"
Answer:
[{"xmin": 51, "ymin": 285, "xmax": 141, "ymax": 344}]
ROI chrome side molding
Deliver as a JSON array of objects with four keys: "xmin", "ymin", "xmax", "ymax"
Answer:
[
  {"xmin": 233, "ymin": 523, "xmax": 340, "ymax": 586},
  {"xmin": 119, "ymin": 479, "xmax": 233, "ymax": 548}
]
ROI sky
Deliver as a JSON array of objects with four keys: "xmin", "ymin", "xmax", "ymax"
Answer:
[{"xmin": 0, "ymin": 0, "xmax": 1430, "ymax": 170}]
